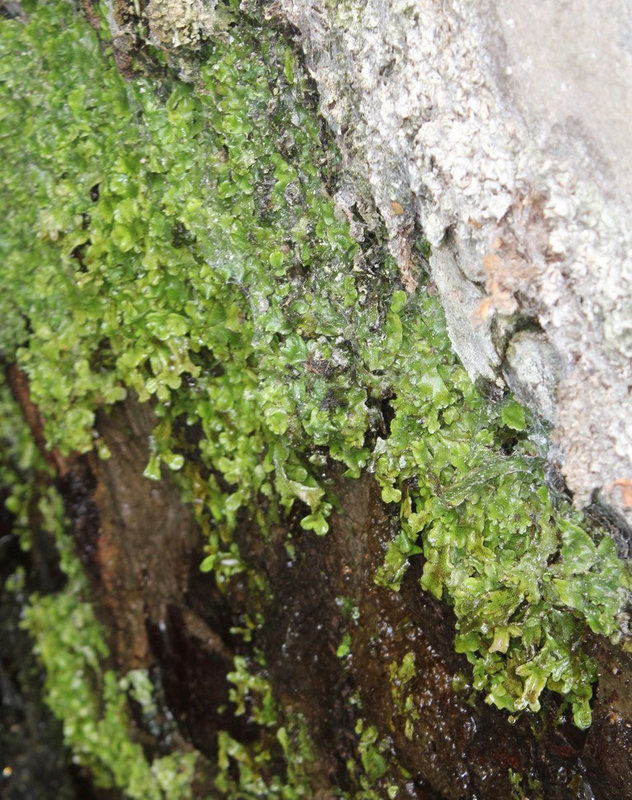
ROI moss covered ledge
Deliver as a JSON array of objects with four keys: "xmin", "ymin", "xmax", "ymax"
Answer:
[{"xmin": 1, "ymin": 0, "xmax": 631, "ymax": 797}]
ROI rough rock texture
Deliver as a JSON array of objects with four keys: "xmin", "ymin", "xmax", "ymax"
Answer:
[
  {"xmin": 8, "ymin": 366, "xmax": 632, "ymax": 798},
  {"xmin": 145, "ymin": 0, "xmax": 217, "ymax": 50},
  {"xmin": 72, "ymin": 400, "xmax": 254, "ymax": 750},
  {"xmin": 275, "ymin": 0, "xmax": 632, "ymax": 522},
  {"xmin": 55, "ymin": 447, "xmax": 632, "ymax": 798}
]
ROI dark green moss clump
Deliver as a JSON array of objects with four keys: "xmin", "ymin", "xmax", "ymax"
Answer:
[{"xmin": 0, "ymin": 0, "xmax": 630, "ymax": 795}]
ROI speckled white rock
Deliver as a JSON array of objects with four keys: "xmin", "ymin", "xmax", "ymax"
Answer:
[
  {"xmin": 277, "ymin": 0, "xmax": 632, "ymax": 522},
  {"xmin": 146, "ymin": 0, "xmax": 217, "ymax": 50}
]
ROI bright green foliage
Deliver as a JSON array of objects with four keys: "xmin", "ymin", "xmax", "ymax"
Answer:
[
  {"xmin": 343, "ymin": 718, "xmax": 397, "ymax": 799},
  {"xmin": 0, "ymin": 12, "xmax": 629, "ymax": 797},
  {"xmin": 389, "ymin": 652, "xmax": 418, "ymax": 740},
  {"xmin": 0, "ymin": 380, "xmax": 49, "ymax": 553},
  {"xmin": 24, "ymin": 573, "xmax": 198, "ymax": 798},
  {"xmin": 215, "ymin": 657, "xmax": 316, "ymax": 798},
  {"xmin": 370, "ymin": 300, "xmax": 629, "ymax": 725},
  {"xmin": 337, "ymin": 631, "xmax": 353, "ymax": 658},
  {"xmin": 0, "ymin": 377, "xmax": 198, "ymax": 798}
]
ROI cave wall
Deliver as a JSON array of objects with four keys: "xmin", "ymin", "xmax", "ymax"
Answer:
[{"xmin": 274, "ymin": 0, "xmax": 632, "ymax": 522}]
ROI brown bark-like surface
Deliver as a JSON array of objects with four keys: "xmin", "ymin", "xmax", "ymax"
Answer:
[
  {"xmin": 67, "ymin": 399, "xmax": 254, "ymax": 750},
  {"xmin": 7, "ymin": 369, "xmax": 632, "ymax": 798}
]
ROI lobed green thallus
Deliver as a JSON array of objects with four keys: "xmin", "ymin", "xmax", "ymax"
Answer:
[{"xmin": 0, "ymin": 0, "xmax": 629, "ymax": 794}]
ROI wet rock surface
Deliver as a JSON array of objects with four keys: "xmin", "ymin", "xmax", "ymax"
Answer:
[
  {"xmin": 583, "ymin": 641, "xmax": 632, "ymax": 800},
  {"xmin": 247, "ymin": 478, "xmax": 596, "ymax": 800},
  {"xmin": 234, "ymin": 469, "xmax": 625, "ymax": 798},
  {"xmin": 74, "ymin": 399, "xmax": 252, "ymax": 750},
  {"xmin": 3, "ymin": 388, "xmax": 631, "ymax": 798}
]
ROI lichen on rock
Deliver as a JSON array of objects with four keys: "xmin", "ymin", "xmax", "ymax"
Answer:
[{"xmin": 145, "ymin": 0, "xmax": 217, "ymax": 50}]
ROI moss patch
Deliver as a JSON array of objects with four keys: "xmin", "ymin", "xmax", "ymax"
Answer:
[{"xmin": 0, "ymin": 1, "xmax": 630, "ymax": 796}]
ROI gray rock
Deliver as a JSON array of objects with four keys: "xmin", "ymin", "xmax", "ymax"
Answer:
[{"xmin": 503, "ymin": 330, "xmax": 561, "ymax": 424}]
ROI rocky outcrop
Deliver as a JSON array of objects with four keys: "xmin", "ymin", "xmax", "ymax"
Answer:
[{"xmin": 275, "ymin": 0, "xmax": 632, "ymax": 524}]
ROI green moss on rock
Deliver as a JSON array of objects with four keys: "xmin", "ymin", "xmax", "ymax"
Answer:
[{"xmin": 1, "ymin": 3, "xmax": 631, "ymax": 797}]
